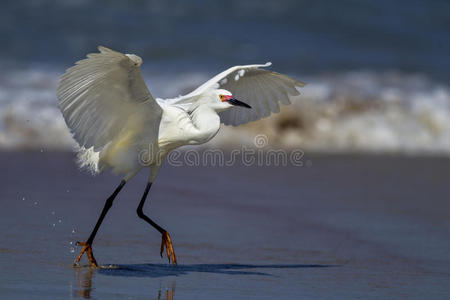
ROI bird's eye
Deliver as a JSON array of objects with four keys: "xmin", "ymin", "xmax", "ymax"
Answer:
[{"xmin": 219, "ymin": 95, "xmax": 223, "ymax": 100}]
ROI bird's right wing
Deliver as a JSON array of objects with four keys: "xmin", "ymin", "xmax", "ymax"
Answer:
[{"xmin": 58, "ymin": 46, "xmax": 162, "ymax": 151}]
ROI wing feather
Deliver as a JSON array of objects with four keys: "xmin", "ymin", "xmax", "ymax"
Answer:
[
  {"xmin": 218, "ymin": 67, "xmax": 304, "ymax": 126},
  {"xmin": 164, "ymin": 63, "xmax": 304, "ymax": 126},
  {"xmin": 57, "ymin": 46, "xmax": 162, "ymax": 151}
]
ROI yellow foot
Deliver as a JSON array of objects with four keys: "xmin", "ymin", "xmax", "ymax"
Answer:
[
  {"xmin": 161, "ymin": 231, "xmax": 177, "ymax": 265},
  {"xmin": 73, "ymin": 241, "xmax": 98, "ymax": 268}
]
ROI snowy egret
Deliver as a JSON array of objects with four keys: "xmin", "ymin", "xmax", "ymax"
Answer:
[{"xmin": 58, "ymin": 46, "xmax": 304, "ymax": 267}]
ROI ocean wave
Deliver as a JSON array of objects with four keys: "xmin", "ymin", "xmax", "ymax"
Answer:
[
  {"xmin": 221, "ymin": 71, "xmax": 450, "ymax": 155},
  {"xmin": 1, "ymin": 67, "xmax": 449, "ymax": 155}
]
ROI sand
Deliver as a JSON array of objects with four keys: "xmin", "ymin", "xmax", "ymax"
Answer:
[{"xmin": 0, "ymin": 151, "xmax": 449, "ymax": 299}]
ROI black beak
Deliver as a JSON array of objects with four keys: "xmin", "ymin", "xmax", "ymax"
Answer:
[{"xmin": 228, "ymin": 98, "xmax": 252, "ymax": 109}]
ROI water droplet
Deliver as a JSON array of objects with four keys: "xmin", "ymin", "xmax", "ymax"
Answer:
[
  {"xmin": 66, "ymin": 190, "xmax": 70, "ymax": 193},
  {"xmin": 52, "ymin": 223, "xmax": 56, "ymax": 227},
  {"xmin": 72, "ymin": 229, "xmax": 76, "ymax": 234},
  {"xmin": 58, "ymin": 219, "xmax": 62, "ymax": 223},
  {"xmin": 70, "ymin": 241, "xmax": 73, "ymax": 245},
  {"xmin": 40, "ymin": 149, "xmax": 43, "ymax": 153},
  {"xmin": 51, "ymin": 211, "xmax": 55, "ymax": 215},
  {"xmin": 22, "ymin": 197, "xmax": 26, "ymax": 201},
  {"xmin": 34, "ymin": 201, "xmax": 38, "ymax": 205},
  {"xmin": 70, "ymin": 247, "xmax": 75, "ymax": 253}
]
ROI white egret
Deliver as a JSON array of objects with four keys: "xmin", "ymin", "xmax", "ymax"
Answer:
[{"xmin": 58, "ymin": 46, "xmax": 304, "ymax": 267}]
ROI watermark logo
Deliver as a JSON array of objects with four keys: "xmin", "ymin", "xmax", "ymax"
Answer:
[
  {"xmin": 138, "ymin": 134, "xmax": 310, "ymax": 167},
  {"xmin": 254, "ymin": 134, "xmax": 269, "ymax": 148}
]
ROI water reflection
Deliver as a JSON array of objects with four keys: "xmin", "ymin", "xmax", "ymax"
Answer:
[
  {"xmin": 73, "ymin": 264, "xmax": 333, "ymax": 298},
  {"xmin": 158, "ymin": 282, "xmax": 176, "ymax": 300},
  {"xmin": 73, "ymin": 267, "xmax": 176, "ymax": 299},
  {"xmin": 73, "ymin": 268, "xmax": 94, "ymax": 298}
]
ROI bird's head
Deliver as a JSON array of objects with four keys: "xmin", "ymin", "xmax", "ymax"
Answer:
[{"xmin": 213, "ymin": 89, "xmax": 251, "ymax": 111}]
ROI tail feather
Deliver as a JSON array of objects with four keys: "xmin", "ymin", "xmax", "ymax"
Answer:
[{"xmin": 76, "ymin": 146, "xmax": 101, "ymax": 175}]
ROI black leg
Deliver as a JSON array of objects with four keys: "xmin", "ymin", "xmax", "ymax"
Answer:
[
  {"xmin": 74, "ymin": 179, "xmax": 126, "ymax": 267},
  {"xmin": 86, "ymin": 179, "xmax": 126, "ymax": 245},
  {"xmin": 136, "ymin": 182, "xmax": 165, "ymax": 234},
  {"xmin": 137, "ymin": 182, "xmax": 177, "ymax": 264}
]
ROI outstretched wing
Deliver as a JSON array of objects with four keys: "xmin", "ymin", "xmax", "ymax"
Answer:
[
  {"xmin": 164, "ymin": 63, "xmax": 305, "ymax": 126},
  {"xmin": 57, "ymin": 46, "xmax": 162, "ymax": 151}
]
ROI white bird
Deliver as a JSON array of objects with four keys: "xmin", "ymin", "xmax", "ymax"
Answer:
[{"xmin": 58, "ymin": 46, "xmax": 304, "ymax": 267}]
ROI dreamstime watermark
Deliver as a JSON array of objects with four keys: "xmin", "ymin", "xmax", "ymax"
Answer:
[{"xmin": 138, "ymin": 134, "xmax": 311, "ymax": 167}]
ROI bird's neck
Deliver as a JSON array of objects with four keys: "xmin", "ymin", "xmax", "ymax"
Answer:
[{"xmin": 189, "ymin": 105, "xmax": 221, "ymax": 145}]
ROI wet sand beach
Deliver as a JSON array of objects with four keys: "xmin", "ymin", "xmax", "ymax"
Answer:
[
  {"xmin": 1, "ymin": 151, "xmax": 449, "ymax": 299},
  {"xmin": 1, "ymin": 1, "xmax": 449, "ymax": 299}
]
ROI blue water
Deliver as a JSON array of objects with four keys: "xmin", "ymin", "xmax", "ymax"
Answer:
[
  {"xmin": 1, "ymin": 1, "xmax": 450, "ymax": 153},
  {"xmin": 1, "ymin": 0, "xmax": 449, "ymax": 79}
]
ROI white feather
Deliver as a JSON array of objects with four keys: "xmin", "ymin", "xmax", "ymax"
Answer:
[
  {"xmin": 58, "ymin": 48, "xmax": 304, "ymax": 181},
  {"xmin": 76, "ymin": 146, "xmax": 100, "ymax": 174},
  {"xmin": 160, "ymin": 62, "xmax": 305, "ymax": 126}
]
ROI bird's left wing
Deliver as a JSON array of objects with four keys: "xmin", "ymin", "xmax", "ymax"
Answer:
[
  {"xmin": 163, "ymin": 63, "xmax": 305, "ymax": 126},
  {"xmin": 58, "ymin": 46, "xmax": 162, "ymax": 151}
]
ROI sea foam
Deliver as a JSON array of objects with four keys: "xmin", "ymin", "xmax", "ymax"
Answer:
[{"xmin": 1, "ymin": 67, "xmax": 449, "ymax": 155}]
